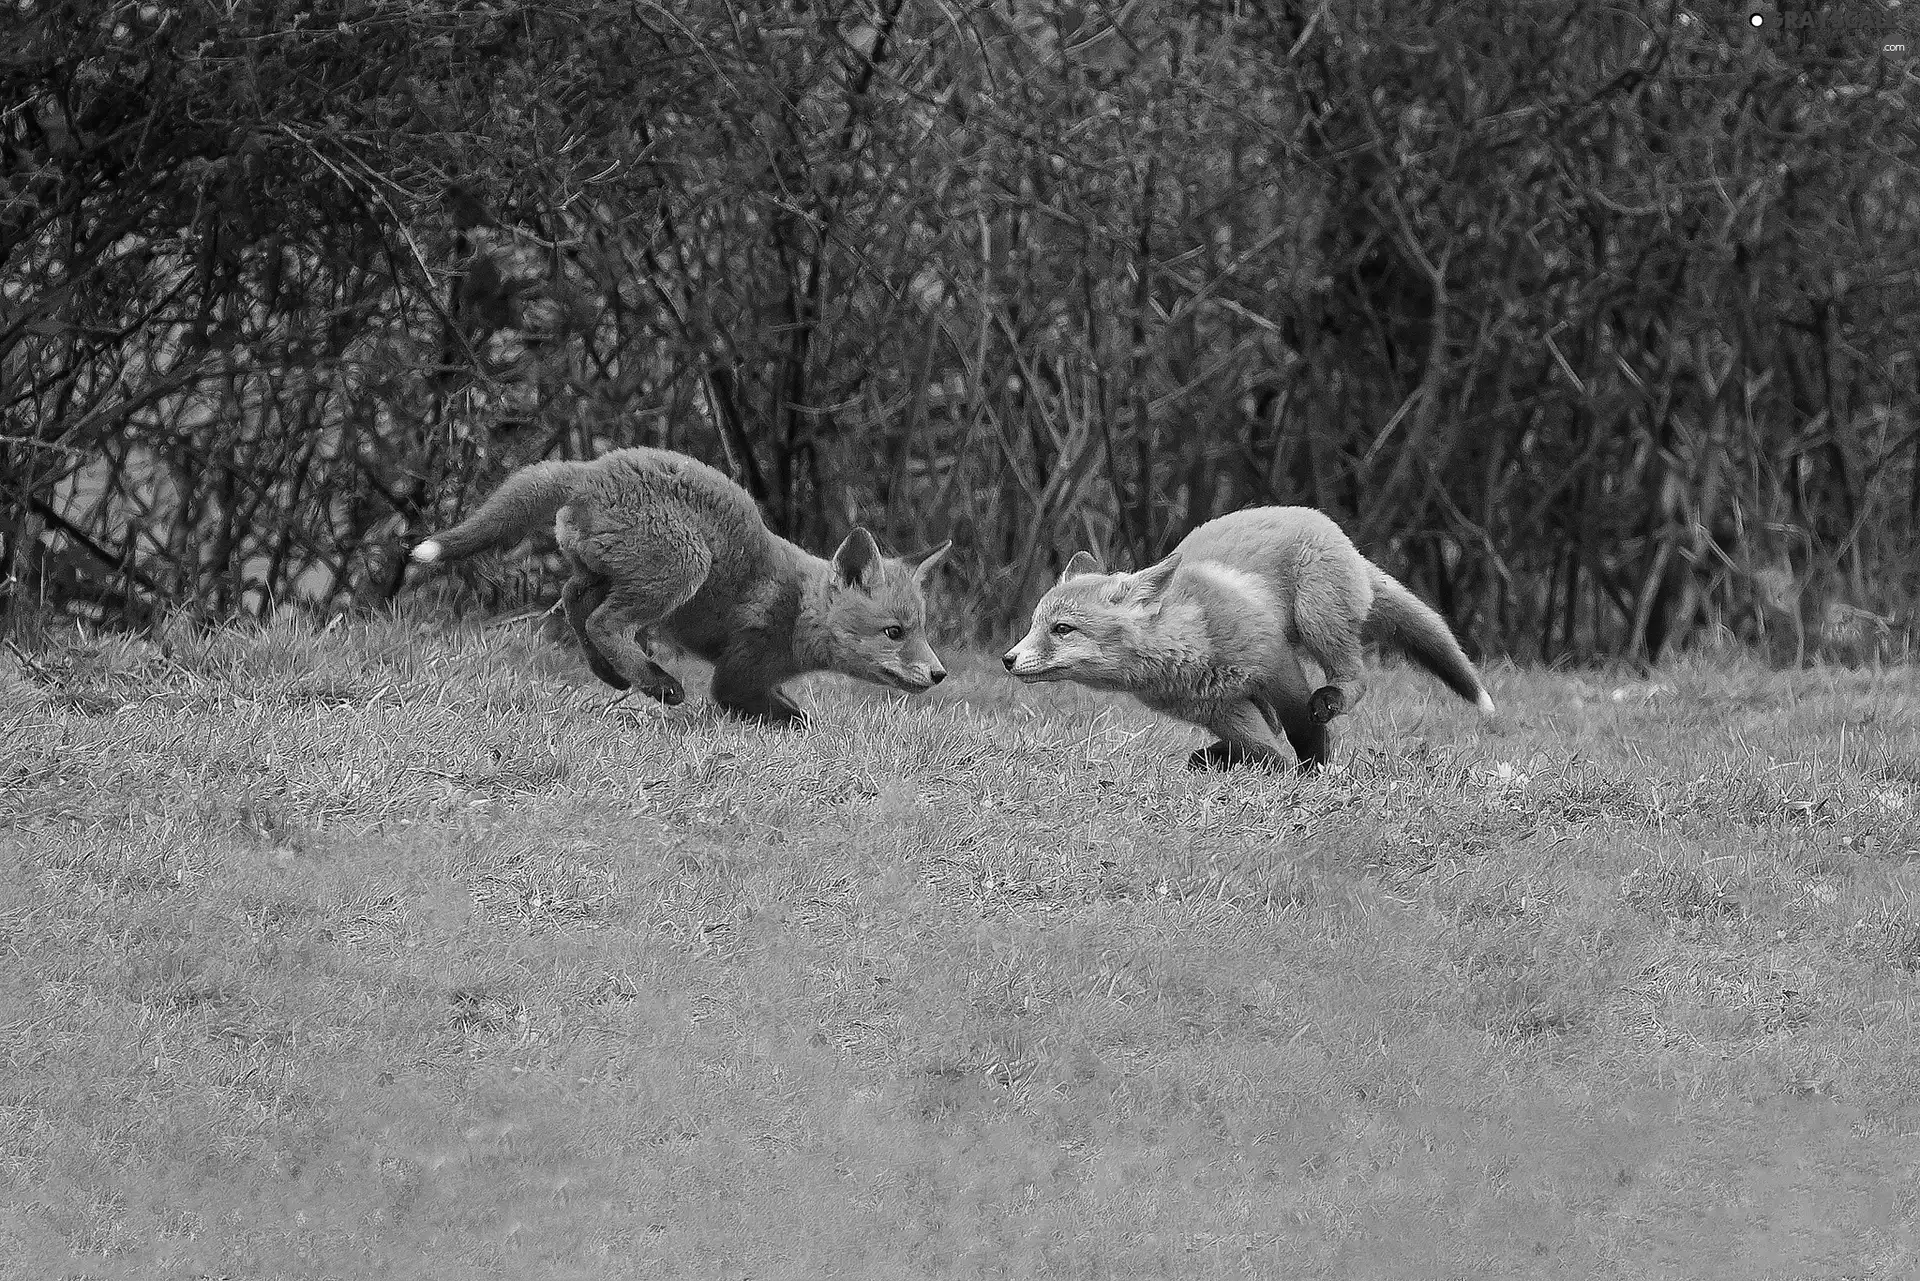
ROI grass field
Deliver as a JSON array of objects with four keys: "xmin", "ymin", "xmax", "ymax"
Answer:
[{"xmin": 2, "ymin": 611, "xmax": 1918, "ymax": 1279}]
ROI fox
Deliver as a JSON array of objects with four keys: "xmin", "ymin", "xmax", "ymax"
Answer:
[
  {"xmin": 410, "ymin": 447, "xmax": 951, "ymax": 725},
  {"xmin": 1002, "ymin": 506, "xmax": 1496, "ymax": 771}
]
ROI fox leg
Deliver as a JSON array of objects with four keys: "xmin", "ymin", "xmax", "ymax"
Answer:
[
  {"xmin": 1305, "ymin": 677, "xmax": 1358, "ymax": 724},
  {"xmin": 566, "ymin": 512, "xmax": 711, "ymax": 704},
  {"xmin": 710, "ymin": 663, "xmax": 808, "ymax": 727},
  {"xmin": 1190, "ymin": 738, "xmax": 1280, "ymax": 771},
  {"xmin": 1292, "ymin": 589, "xmax": 1368, "ymax": 724},
  {"xmin": 582, "ymin": 561, "xmax": 708, "ymax": 705},
  {"xmin": 1264, "ymin": 694, "xmax": 1331, "ymax": 770},
  {"xmin": 1259, "ymin": 646, "xmax": 1333, "ymax": 770},
  {"xmin": 560, "ymin": 571, "xmax": 630, "ymax": 691},
  {"xmin": 1186, "ymin": 699, "xmax": 1289, "ymax": 773}
]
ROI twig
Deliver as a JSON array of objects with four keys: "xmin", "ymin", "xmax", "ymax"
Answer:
[{"xmin": 481, "ymin": 602, "xmax": 560, "ymax": 632}]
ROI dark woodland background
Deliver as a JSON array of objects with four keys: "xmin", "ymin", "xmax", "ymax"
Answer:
[{"xmin": 3, "ymin": 0, "xmax": 1917, "ymax": 663}]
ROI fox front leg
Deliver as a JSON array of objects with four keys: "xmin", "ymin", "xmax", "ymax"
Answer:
[
  {"xmin": 710, "ymin": 664, "xmax": 809, "ymax": 728},
  {"xmin": 1190, "ymin": 740, "xmax": 1290, "ymax": 771},
  {"xmin": 1185, "ymin": 700, "xmax": 1290, "ymax": 774}
]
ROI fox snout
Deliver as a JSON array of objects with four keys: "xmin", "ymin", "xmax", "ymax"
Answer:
[
  {"xmin": 890, "ymin": 663, "xmax": 945, "ymax": 692},
  {"xmin": 887, "ymin": 639, "xmax": 947, "ymax": 692},
  {"xmin": 1002, "ymin": 637, "xmax": 1050, "ymax": 681}
]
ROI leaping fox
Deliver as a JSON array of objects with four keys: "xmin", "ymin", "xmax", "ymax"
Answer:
[
  {"xmin": 1003, "ymin": 506, "xmax": 1494, "ymax": 771},
  {"xmin": 412, "ymin": 447, "xmax": 950, "ymax": 725}
]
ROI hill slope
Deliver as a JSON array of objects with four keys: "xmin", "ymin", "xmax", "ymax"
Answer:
[{"xmin": 3, "ymin": 615, "xmax": 1917, "ymax": 1278}]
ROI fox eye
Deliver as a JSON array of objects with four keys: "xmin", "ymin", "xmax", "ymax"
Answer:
[
  {"xmin": 883, "ymin": 625, "xmax": 905, "ymax": 642},
  {"xmin": 1050, "ymin": 622, "xmax": 1077, "ymax": 636}
]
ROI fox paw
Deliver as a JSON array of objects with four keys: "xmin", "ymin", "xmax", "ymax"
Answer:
[
  {"xmin": 1308, "ymin": 685, "xmax": 1347, "ymax": 724},
  {"xmin": 1186, "ymin": 741, "xmax": 1283, "ymax": 772},
  {"xmin": 1186, "ymin": 744, "xmax": 1227, "ymax": 771},
  {"xmin": 735, "ymin": 703, "xmax": 808, "ymax": 728},
  {"xmin": 641, "ymin": 678, "xmax": 686, "ymax": 706},
  {"xmin": 716, "ymin": 694, "xmax": 809, "ymax": 727}
]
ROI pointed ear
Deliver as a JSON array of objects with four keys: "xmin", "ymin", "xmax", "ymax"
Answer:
[
  {"xmin": 907, "ymin": 539, "xmax": 952, "ymax": 584},
  {"xmin": 831, "ymin": 527, "xmax": 881, "ymax": 590},
  {"xmin": 1128, "ymin": 551, "xmax": 1183, "ymax": 606},
  {"xmin": 1059, "ymin": 550, "xmax": 1103, "ymax": 583}
]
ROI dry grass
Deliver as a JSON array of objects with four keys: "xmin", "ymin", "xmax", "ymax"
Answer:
[{"xmin": 2, "ymin": 612, "xmax": 1918, "ymax": 1279}]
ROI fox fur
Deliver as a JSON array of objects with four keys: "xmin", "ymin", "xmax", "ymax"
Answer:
[
  {"xmin": 411, "ymin": 447, "xmax": 951, "ymax": 724},
  {"xmin": 1003, "ymin": 506, "xmax": 1495, "ymax": 771}
]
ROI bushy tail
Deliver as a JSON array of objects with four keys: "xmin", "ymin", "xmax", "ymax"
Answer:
[
  {"xmin": 410, "ymin": 460, "xmax": 593, "ymax": 565},
  {"xmin": 1365, "ymin": 563, "xmax": 1497, "ymax": 717}
]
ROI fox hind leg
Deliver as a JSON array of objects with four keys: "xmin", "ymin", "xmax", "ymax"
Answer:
[
  {"xmin": 561, "ymin": 571, "xmax": 630, "ymax": 691},
  {"xmin": 582, "ymin": 563, "xmax": 708, "ymax": 706},
  {"xmin": 1260, "ymin": 643, "xmax": 1333, "ymax": 770},
  {"xmin": 567, "ymin": 510, "xmax": 712, "ymax": 705},
  {"xmin": 586, "ymin": 592, "xmax": 688, "ymax": 705},
  {"xmin": 1268, "ymin": 695, "xmax": 1331, "ymax": 770},
  {"xmin": 1291, "ymin": 578, "xmax": 1368, "ymax": 725}
]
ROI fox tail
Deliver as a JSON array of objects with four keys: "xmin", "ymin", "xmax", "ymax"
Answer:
[
  {"xmin": 410, "ymin": 460, "xmax": 593, "ymax": 565},
  {"xmin": 1364, "ymin": 564, "xmax": 1496, "ymax": 718}
]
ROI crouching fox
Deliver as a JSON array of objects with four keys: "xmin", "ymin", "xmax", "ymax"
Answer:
[
  {"xmin": 412, "ymin": 447, "xmax": 951, "ymax": 725},
  {"xmin": 1003, "ymin": 506, "xmax": 1495, "ymax": 771}
]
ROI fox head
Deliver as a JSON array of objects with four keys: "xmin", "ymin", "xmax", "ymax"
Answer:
[
  {"xmin": 809, "ymin": 528, "xmax": 952, "ymax": 692},
  {"xmin": 1003, "ymin": 550, "xmax": 1184, "ymax": 690}
]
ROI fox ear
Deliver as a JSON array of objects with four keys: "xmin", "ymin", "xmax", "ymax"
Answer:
[
  {"xmin": 906, "ymin": 539, "xmax": 952, "ymax": 584},
  {"xmin": 1128, "ymin": 551, "xmax": 1183, "ymax": 607},
  {"xmin": 1059, "ymin": 550, "xmax": 1103, "ymax": 583},
  {"xmin": 831, "ymin": 527, "xmax": 881, "ymax": 590}
]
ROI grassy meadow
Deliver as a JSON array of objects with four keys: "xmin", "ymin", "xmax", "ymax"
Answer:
[{"xmin": 2, "ymin": 611, "xmax": 1918, "ymax": 1279}]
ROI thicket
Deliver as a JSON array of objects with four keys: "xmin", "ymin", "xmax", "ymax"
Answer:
[{"xmin": 4, "ymin": 0, "xmax": 1916, "ymax": 662}]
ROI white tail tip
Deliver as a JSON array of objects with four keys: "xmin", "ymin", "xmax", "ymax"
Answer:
[
  {"xmin": 1476, "ymin": 690, "xmax": 1497, "ymax": 719},
  {"xmin": 410, "ymin": 539, "xmax": 442, "ymax": 564}
]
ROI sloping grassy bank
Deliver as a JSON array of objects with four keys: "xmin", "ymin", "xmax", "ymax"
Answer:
[{"xmin": 2, "ymin": 613, "xmax": 1916, "ymax": 1278}]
